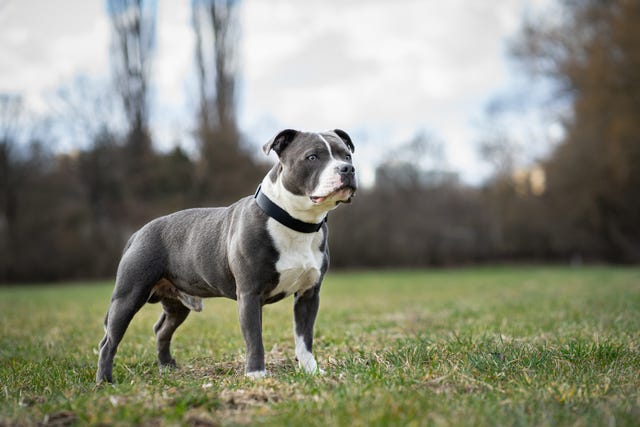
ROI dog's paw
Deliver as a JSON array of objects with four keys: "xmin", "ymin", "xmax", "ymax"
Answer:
[
  {"xmin": 298, "ymin": 357, "xmax": 325, "ymax": 375},
  {"xmin": 158, "ymin": 358, "xmax": 179, "ymax": 371},
  {"xmin": 245, "ymin": 370, "xmax": 267, "ymax": 380}
]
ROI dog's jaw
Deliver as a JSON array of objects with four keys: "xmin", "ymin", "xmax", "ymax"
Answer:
[{"xmin": 260, "ymin": 175, "xmax": 332, "ymax": 224}]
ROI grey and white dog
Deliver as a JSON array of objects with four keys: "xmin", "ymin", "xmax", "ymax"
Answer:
[{"xmin": 96, "ymin": 129, "xmax": 357, "ymax": 383}]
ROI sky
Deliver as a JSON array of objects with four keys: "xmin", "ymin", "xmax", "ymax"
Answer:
[{"xmin": 0, "ymin": 0, "xmax": 556, "ymax": 186}]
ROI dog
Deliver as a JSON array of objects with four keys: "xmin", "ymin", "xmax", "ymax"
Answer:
[{"xmin": 96, "ymin": 129, "xmax": 357, "ymax": 383}]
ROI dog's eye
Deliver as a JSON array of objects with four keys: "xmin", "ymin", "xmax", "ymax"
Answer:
[
  {"xmin": 345, "ymin": 155, "xmax": 351, "ymax": 161},
  {"xmin": 307, "ymin": 154, "xmax": 318, "ymax": 161}
]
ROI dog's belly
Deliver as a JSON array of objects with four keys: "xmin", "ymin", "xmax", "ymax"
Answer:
[{"xmin": 149, "ymin": 278, "xmax": 207, "ymax": 311}]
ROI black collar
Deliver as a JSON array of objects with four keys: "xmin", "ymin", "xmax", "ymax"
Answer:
[{"xmin": 254, "ymin": 185, "xmax": 326, "ymax": 233}]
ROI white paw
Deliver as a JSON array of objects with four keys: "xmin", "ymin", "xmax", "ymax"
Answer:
[
  {"xmin": 298, "ymin": 357, "xmax": 325, "ymax": 375},
  {"xmin": 295, "ymin": 334, "xmax": 325, "ymax": 375},
  {"xmin": 298, "ymin": 357, "xmax": 317, "ymax": 373},
  {"xmin": 245, "ymin": 370, "xmax": 267, "ymax": 379}
]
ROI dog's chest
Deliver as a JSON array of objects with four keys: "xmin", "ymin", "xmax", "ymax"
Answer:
[{"xmin": 267, "ymin": 219, "xmax": 324, "ymax": 298}]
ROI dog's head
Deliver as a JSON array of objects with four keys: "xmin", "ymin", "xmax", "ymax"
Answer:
[{"xmin": 263, "ymin": 129, "xmax": 357, "ymax": 208}]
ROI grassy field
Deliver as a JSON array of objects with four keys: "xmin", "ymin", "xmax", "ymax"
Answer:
[{"xmin": 1, "ymin": 266, "xmax": 639, "ymax": 426}]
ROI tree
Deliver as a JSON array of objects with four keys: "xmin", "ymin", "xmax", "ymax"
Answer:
[
  {"xmin": 513, "ymin": 0, "xmax": 640, "ymax": 262},
  {"xmin": 192, "ymin": 0, "xmax": 239, "ymax": 136},
  {"xmin": 107, "ymin": 0, "xmax": 156, "ymax": 174},
  {"xmin": 51, "ymin": 75, "xmax": 126, "ymax": 150},
  {"xmin": 0, "ymin": 95, "xmax": 24, "ymax": 280},
  {"xmin": 191, "ymin": 0, "xmax": 263, "ymax": 203}
]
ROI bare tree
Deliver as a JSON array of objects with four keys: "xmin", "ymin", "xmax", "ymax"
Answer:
[
  {"xmin": 107, "ymin": 0, "xmax": 156, "ymax": 164},
  {"xmin": 0, "ymin": 95, "xmax": 23, "ymax": 280},
  {"xmin": 192, "ymin": 0, "xmax": 239, "ymax": 135},
  {"xmin": 192, "ymin": 0, "xmax": 263, "ymax": 203},
  {"xmin": 0, "ymin": 95, "xmax": 24, "ymax": 223},
  {"xmin": 0, "ymin": 94, "xmax": 22, "ymax": 143},
  {"xmin": 51, "ymin": 75, "xmax": 126, "ymax": 150}
]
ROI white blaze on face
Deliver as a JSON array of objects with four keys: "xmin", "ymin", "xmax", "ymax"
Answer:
[{"xmin": 311, "ymin": 134, "xmax": 346, "ymax": 201}]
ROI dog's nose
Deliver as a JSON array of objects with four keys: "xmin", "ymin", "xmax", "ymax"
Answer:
[{"xmin": 337, "ymin": 164, "xmax": 355, "ymax": 175}]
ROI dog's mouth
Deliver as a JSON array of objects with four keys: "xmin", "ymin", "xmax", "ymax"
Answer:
[{"xmin": 310, "ymin": 185, "xmax": 356, "ymax": 205}]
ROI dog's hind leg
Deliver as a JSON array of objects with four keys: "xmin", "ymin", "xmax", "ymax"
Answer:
[
  {"xmin": 96, "ymin": 253, "xmax": 163, "ymax": 384},
  {"xmin": 153, "ymin": 298, "xmax": 190, "ymax": 369}
]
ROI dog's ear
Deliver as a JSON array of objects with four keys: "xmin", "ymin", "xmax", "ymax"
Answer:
[
  {"xmin": 263, "ymin": 129, "xmax": 299, "ymax": 156},
  {"xmin": 333, "ymin": 129, "xmax": 354, "ymax": 153}
]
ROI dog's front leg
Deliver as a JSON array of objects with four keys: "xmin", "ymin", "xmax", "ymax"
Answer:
[
  {"xmin": 237, "ymin": 292, "xmax": 266, "ymax": 378},
  {"xmin": 293, "ymin": 286, "xmax": 323, "ymax": 374}
]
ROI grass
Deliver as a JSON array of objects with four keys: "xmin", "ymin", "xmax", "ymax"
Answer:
[{"xmin": 1, "ymin": 266, "xmax": 639, "ymax": 426}]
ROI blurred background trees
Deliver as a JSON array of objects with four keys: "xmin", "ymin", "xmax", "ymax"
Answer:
[
  {"xmin": 0, "ymin": 0, "xmax": 638, "ymax": 282},
  {"xmin": 192, "ymin": 0, "xmax": 264, "ymax": 205},
  {"xmin": 514, "ymin": 0, "xmax": 640, "ymax": 262}
]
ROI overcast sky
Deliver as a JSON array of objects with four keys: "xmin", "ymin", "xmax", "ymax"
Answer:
[{"xmin": 0, "ymin": 0, "xmax": 555, "ymax": 185}]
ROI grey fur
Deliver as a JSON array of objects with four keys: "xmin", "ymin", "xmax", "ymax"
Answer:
[{"xmin": 96, "ymin": 129, "xmax": 356, "ymax": 384}]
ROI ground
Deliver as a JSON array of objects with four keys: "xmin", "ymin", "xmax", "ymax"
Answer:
[{"xmin": 1, "ymin": 266, "xmax": 639, "ymax": 426}]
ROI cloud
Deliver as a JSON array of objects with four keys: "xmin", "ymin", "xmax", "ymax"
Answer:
[
  {"xmin": 149, "ymin": 1, "xmax": 196, "ymax": 150},
  {"xmin": 239, "ymin": 0, "xmax": 531, "ymax": 183},
  {"xmin": 0, "ymin": 0, "xmax": 550, "ymax": 184},
  {"xmin": 263, "ymin": 31, "xmax": 375, "ymax": 88},
  {"xmin": 153, "ymin": 1, "xmax": 194, "ymax": 106},
  {"xmin": 0, "ymin": 0, "xmax": 110, "ymax": 112}
]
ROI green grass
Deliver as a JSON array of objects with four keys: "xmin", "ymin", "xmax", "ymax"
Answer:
[{"xmin": 1, "ymin": 266, "xmax": 639, "ymax": 426}]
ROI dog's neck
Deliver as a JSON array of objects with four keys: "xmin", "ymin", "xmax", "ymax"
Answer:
[{"xmin": 259, "ymin": 173, "xmax": 330, "ymax": 225}]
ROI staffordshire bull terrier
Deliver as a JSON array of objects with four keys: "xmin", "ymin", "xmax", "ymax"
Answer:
[{"xmin": 96, "ymin": 129, "xmax": 356, "ymax": 383}]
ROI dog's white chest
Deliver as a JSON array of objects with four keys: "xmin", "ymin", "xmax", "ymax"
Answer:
[{"xmin": 267, "ymin": 219, "xmax": 324, "ymax": 298}]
